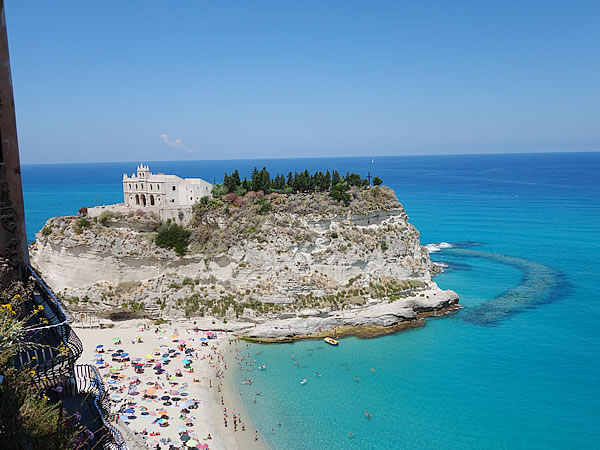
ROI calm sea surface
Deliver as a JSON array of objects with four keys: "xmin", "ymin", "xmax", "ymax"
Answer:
[{"xmin": 22, "ymin": 153, "xmax": 600, "ymax": 449}]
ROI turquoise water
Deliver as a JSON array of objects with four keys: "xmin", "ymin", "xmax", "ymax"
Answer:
[{"xmin": 22, "ymin": 153, "xmax": 600, "ymax": 448}]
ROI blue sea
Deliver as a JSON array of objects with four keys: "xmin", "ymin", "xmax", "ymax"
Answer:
[{"xmin": 22, "ymin": 153, "xmax": 600, "ymax": 449}]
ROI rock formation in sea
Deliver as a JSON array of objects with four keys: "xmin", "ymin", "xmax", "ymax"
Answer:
[{"xmin": 30, "ymin": 186, "xmax": 458, "ymax": 338}]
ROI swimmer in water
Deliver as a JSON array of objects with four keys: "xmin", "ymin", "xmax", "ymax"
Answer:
[{"xmin": 365, "ymin": 412, "xmax": 371, "ymax": 419}]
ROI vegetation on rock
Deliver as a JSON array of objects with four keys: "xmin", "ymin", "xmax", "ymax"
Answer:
[{"xmin": 155, "ymin": 220, "xmax": 191, "ymax": 256}]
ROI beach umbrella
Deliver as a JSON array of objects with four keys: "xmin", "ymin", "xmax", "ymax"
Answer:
[
  {"xmin": 162, "ymin": 357, "xmax": 169, "ymax": 362},
  {"xmin": 112, "ymin": 337, "xmax": 120, "ymax": 341},
  {"xmin": 180, "ymin": 434, "xmax": 190, "ymax": 442},
  {"xmin": 108, "ymin": 380, "xmax": 117, "ymax": 384},
  {"xmin": 185, "ymin": 348, "xmax": 194, "ymax": 352},
  {"xmin": 145, "ymin": 353, "xmax": 153, "ymax": 358},
  {"xmin": 96, "ymin": 344, "xmax": 103, "ymax": 348},
  {"xmin": 153, "ymin": 348, "xmax": 160, "ymax": 352},
  {"xmin": 95, "ymin": 361, "xmax": 103, "ymax": 365},
  {"xmin": 157, "ymin": 410, "xmax": 167, "ymax": 415},
  {"xmin": 182, "ymin": 359, "xmax": 191, "ymax": 364},
  {"xmin": 199, "ymin": 444, "xmax": 209, "ymax": 450},
  {"xmin": 121, "ymin": 353, "xmax": 129, "ymax": 357},
  {"xmin": 161, "ymin": 395, "xmax": 170, "ymax": 401},
  {"xmin": 124, "ymin": 408, "xmax": 135, "ymax": 413},
  {"xmin": 94, "ymin": 353, "xmax": 103, "ymax": 358},
  {"xmin": 169, "ymin": 390, "xmax": 179, "ymax": 395},
  {"xmin": 171, "ymin": 334, "xmax": 179, "ymax": 338},
  {"xmin": 168, "ymin": 349, "xmax": 176, "ymax": 353},
  {"xmin": 116, "ymin": 349, "xmax": 124, "ymax": 353},
  {"xmin": 199, "ymin": 338, "xmax": 207, "ymax": 341},
  {"xmin": 186, "ymin": 440, "xmax": 198, "ymax": 447},
  {"xmin": 111, "ymin": 353, "xmax": 119, "ymax": 357},
  {"xmin": 205, "ymin": 332, "xmax": 213, "ymax": 335},
  {"xmin": 146, "ymin": 387, "xmax": 156, "ymax": 396}
]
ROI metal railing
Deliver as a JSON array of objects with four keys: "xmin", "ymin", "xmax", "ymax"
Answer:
[
  {"xmin": 59, "ymin": 364, "xmax": 127, "ymax": 450},
  {"xmin": 12, "ymin": 266, "xmax": 126, "ymax": 449},
  {"xmin": 13, "ymin": 265, "xmax": 83, "ymax": 388}
]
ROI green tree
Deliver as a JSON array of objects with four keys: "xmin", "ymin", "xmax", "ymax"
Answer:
[
  {"xmin": 155, "ymin": 220, "xmax": 191, "ymax": 256},
  {"xmin": 372, "ymin": 176, "xmax": 383, "ymax": 186}
]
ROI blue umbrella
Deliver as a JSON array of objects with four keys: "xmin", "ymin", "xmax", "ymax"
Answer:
[
  {"xmin": 121, "ymin": 353, "xmax": 129, "ymax": 357},
  {"xmin": 182, "ymin": 360, "xmax": 191, "ymax": 364},
  {"xmin": 96, "ymin": 344, "xmax": 103, "ymax": 348},
  {"xmin": 199, "ymin": 338, "xmax": 207, "ymax": 341},
  {"xmin": 95, "ymin": 353, "xmax": 103, "ymax": 358},
  {"xmin": 108, "ymin": 380, "xmax": 117, "ymax": 384},
  {"xmin": 124, "ymin": 408, "xmax": 135, "ymax": 413},
  {"xmin": 162, "ymin": 357, "xmax": 169, "ymax": 362},
  {"xmin": 95, "ymin": 361, "xmax": 103, "ymax": 365}
]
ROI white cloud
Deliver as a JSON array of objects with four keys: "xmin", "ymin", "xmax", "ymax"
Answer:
[{"xmin": 159, "ymin": 133, "xmax": 196, "ymax": 153}]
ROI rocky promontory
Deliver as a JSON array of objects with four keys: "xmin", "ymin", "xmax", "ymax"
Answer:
[{"xmin": 30, "ymin": 186, "xmax": 458, "ymax": 339}]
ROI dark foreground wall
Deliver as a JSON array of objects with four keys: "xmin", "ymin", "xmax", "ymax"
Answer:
[{"xmin": 0, "ymin": 0, "xmax": 29, "ymax": 283}]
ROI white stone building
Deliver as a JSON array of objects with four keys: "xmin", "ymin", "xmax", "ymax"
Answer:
[{"xmin": 122, "ymin": 164, "xmax": 212, "ymax": 208}]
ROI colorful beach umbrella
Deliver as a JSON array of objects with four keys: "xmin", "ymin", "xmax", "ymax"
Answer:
[
  {"xmin": 96, "ymin": 344, "xmax": 103, "ymax": 348},
  {"xmin": 112, "ymin": 337, "xmax": 120, "ymax": 341},
  {"xmin": 186, "ymin": 440, "xmax": 198, "ymax": 447}
]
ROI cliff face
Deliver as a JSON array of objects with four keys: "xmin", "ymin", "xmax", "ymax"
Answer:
[{"xmin": 30, "ymin": 187, "xmax": 457, "ymax": 328}]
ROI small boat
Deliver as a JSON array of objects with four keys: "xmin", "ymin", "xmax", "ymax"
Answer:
[
  {"xmin": 300, "ymin": 379, "xmax": 307, "ymax": 385},
  {"xmin": 324, "ymin": 337, "xmax": 339, "ymax": 346}
]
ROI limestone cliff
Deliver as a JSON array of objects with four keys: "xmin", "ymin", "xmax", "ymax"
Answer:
[{"xmin": 30, "ymin": 186, "xmax": 458, "ymax": 335}]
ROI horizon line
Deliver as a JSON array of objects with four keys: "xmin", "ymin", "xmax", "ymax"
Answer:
[{"xmin": 21, "ymin": 149, "xmax": 600, "ymax": 167}]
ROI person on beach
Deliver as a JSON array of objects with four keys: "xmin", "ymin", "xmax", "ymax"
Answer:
[{"xmin": 254, "ymin": 431, "xmax": 258, "ymax": 441}]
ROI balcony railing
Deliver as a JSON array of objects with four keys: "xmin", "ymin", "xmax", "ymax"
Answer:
[
  {"xmin": 58, "ymin": 364, "xmax": 127, "ymax": 450},
  {"xmin": 11, "ymin": 266, "xmax": 126, "ymax": 449},
  {"xmin": 13, "ymin": 265, "xmax": 83, "ymax": 388}
]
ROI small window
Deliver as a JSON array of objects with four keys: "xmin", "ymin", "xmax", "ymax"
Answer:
[
  {"xmin": 157, "ymin": 184, "xmax": 160, "ymax": 190},
  {"xmin": 141, "ymin": 184, "xmax": 144, "ymax": 189},
  {"xmin": 129, "ymin": 184, "xmax": 132, "ymax": 189},
  {"xmin": 172, "ymin": 186, "xmax": 176, "ymax": 191},
  {"xmin": 190, "ymin": 197, "xmax": 193, "ymax": 200}
]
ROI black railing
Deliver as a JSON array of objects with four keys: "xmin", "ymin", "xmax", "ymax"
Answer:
[
  {"xmin": 58, "ymin": 364, "xmax": 127, "ymax": 450},
  {"xmin": 13, "ymin": 265, "xmax": 83, "ymax": 388},
  {"xmin": 13, "ymin": 266, "xmax": 126, "ymax": 448}
]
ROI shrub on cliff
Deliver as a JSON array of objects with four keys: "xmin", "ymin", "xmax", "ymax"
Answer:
[
  {"xmin": 372, "ymin": 176, "xmax": 383, "ymax": 186},
  {"xmin": 329, "ymin": 182, "xmax": 351, "ymax": 206},
  {"xmin": 155, "ymin": 220, "xmax": 191, "ymax": 256},
  {"xmin": 98, "ymin": 210, "xmax": 115, "ymax": 225}
]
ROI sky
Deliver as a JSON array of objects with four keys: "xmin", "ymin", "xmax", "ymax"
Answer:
[{"xmin": 6, "ymin": 0, "xmax": 600, "ymax": 164}]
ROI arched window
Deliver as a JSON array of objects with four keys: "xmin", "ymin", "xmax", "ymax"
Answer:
[
  {"xmin": 129, "ymin": 184, "xmax": 132, "ymax": 189},
  {"xmin": 157, "ymin": 184, "xmax": 160, "ymax": 190},
  {"xmin": 150, "ymin": 195, "xmax": 155, "ymax": 206},
  {"xmin": 141, "ymin": 194, "xmax": 147, "ymax": 206},
  {"xmin": 135, "ymin": 194, "xmax": 140, "ymax": 205}
]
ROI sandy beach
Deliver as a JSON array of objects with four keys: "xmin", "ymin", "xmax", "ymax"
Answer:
[{"xmin": 75, "ymin": 320, "xmax": 267, "ymax": 450}]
